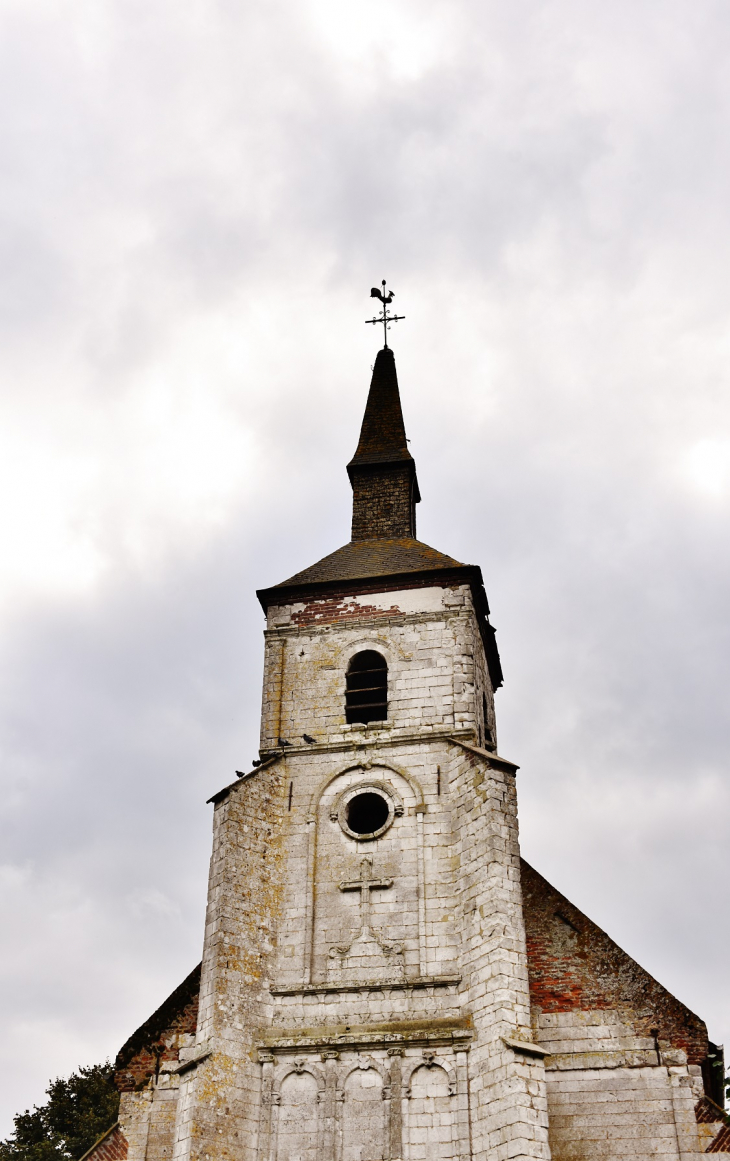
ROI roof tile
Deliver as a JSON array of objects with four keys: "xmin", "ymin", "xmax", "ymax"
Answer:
[{"xmin": 271, "ymin": 537, "xmax": 466, "ymax": 588}]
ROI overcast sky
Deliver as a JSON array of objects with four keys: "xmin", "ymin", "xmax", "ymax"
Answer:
[{"xmin": 1, "ymin": 0, "xmax": 730, "ymax": 1135}]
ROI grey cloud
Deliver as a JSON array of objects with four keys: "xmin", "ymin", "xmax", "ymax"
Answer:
[{"xmin": 1, "ymin": 0, "xmax": 730, "ymax": 1135}]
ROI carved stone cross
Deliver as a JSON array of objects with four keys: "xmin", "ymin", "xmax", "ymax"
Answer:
[{"xmin": 339, "ymin": 857, "xmax": 393, "ymax": 934}]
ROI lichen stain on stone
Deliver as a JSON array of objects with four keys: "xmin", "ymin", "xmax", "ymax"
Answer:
[{"xmin": 472, "ymin": 767, "xmax": 487, "ymax": 803}]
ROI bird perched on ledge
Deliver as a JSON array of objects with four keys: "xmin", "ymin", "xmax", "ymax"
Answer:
[
  {"xmin": 302, "ymin": 733, "xmax": 316, "ymax": 744},
  {"xmin": 277, "ymin": 737, "xmax": 292, "ymax": 747}
]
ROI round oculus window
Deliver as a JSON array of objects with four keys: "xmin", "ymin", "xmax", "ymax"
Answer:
[
  {"xmin": 338, "ymin": 786, "xmax": 396, "ymax": 840},
  {"xmin": 347, "ymin": 792, "xmax": 389, "ymax": 835}
]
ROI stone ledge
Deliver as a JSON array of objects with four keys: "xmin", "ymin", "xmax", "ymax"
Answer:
[
  {"xmin": 270, "ymin": 974, "xmax": 462, "ymax": 996},
  {"xmin": 171, "ymin": 1043, "xmax": 211, "ymax": 1075},
  {"xmin": 260, "ymin": 727, "xmax": 473, "ymax": 759},
  {"xmin": 545, "ymin": 1049, "xmax": 666, "ymax": 1071},
  {"xmin": 446, "ymin": 736, "xmax": 519, "ymax": 773},
  {"xmin": 503, "ymin": 1037, "xmax": 550, "ymax": 1059},
  {"xmin": 258, "ymin": 1026, "xmax": 473, "ymax": 1056}
]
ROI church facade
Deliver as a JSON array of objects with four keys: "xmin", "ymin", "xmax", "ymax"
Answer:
[{"xmin": 90, "ymin": 346, "xmax": 728, "ymax": 1161}]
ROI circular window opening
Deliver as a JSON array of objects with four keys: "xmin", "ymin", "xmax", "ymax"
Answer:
[{"xmin": 346, "ymin": 792, "xmax": 390, "ymax": 836}]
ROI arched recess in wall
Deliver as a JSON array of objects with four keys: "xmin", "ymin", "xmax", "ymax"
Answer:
[
  {"xmin": 405, "ymin": 1063, "xmax": 457, "ymax": 1161},
  {"xmin": 274, "ymin": 1069, "xmax": 320, "ymax": 1161},
  {"xmin": 339, "ymin": 1064, "xmax": 387, "ymax": 1161},
  {"xmin": 305, "ymin": 762, "xmax": 426, "ymax": 984},
  {"xmin": 306, "ymin": 761, "xmax": 424, "ymax": 822}
]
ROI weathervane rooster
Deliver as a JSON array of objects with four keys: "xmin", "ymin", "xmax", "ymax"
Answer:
[{"xmin": 366, "ymin": 279, "xmax": 405, "ymax": 348}]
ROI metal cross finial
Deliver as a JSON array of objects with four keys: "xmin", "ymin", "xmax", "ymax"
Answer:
[{"xmin": 366, "ymin": 280, "xmax": 405, "ymax": 348}]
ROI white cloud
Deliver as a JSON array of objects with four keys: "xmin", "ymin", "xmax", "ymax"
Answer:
[
  {"xmin": 1, "ymin": 0, "xmax": 730, "ymax": 1136},
  {"xmin": 683, "ymin": 437, "xmax": 730, "ymax": 498}
]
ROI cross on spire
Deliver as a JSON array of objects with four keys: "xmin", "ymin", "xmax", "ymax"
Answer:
[
  {"xmin": 366, "ymin": 280, "xmax": 405, "ymax": 348},
  {"xmin": 339, "ymin": 856, "xmax": 393, "ymax": 933}
]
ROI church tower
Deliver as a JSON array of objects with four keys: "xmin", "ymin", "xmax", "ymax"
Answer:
[
  {"xmin": 166, "ymin": 344, "xmax": 552, "ymax": 1161},
  {"xmin": 110, "ymin": 335, "xmax": 720, "ymax": 1161}
]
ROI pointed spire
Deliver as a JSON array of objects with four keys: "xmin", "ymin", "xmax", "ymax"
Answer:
[
  {"xmin": 347, "ymin": 348, "xmax": 420, "ymax": 541},
  {"xmin": 349, "ymin": 347, "xmax": 413, "ymax": 467}
]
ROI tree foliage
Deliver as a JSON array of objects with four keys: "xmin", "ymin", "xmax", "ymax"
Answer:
[{"xmin": 0, "ymin": 1063, "xmax": 120, "ymax": 1161}]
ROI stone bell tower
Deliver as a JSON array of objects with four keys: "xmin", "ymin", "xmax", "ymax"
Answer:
[{"xmin": 169, "ymin": 346, "xmax": 552, "ymax": 1161}]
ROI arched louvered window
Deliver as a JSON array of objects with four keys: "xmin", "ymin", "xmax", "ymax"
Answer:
[{"xmin": 346, "ymin": 651, "xmax": 388, "ymax": 724}]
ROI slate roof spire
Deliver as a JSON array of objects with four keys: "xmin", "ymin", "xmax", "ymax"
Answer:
[{"xmin": 347, "ymin": 347, "xmax": 421, "ymax": 540}]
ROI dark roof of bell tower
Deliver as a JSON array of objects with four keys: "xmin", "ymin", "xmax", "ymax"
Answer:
[
  {"xmin": 268, "ymin": 537, "xmax": 463, "ymax": 588},
  {"xmin": 347, "ymin": 346, "xmax": 415, "ymax": 470}
]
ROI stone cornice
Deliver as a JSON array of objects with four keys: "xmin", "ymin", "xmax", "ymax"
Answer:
[
  {"xmin": 258, "ymin": 1024, "xmax": 472, "ymax": 1057},
  {"xmin": 259, "ymin": 725, "xmax": 474, "ymax": 760},
  {"xmin": 270, "ymin": 974, "xmax": 462, "ymax": 996},
  {"xmin": 446, "ymin": 736, "xmax": 519, "ymax": 773}
]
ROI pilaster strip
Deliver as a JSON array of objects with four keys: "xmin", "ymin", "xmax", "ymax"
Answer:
[
  {"xmin": 387, "ymin": 1049, "xmax": 404, "ymax": 1161},
  {"xmin": 416, "ymin": 808, "xmax": 427, "ymax": 974}
]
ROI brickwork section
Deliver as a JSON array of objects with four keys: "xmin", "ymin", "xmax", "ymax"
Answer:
[
  {"xmin": 695, "ymin": 1098, "xmax": 730, "ymax": 1152},
  {"xmin": 82, "ymin": 1125, "xmax": 128, "ymax": 1161},
  {"xmin": 115, "ymin": 966, "xmax": 201, "ymax": 1092},
  {"xmin": 708, "ymin": 1125, "xmax": 730, "ymax": 1151},
  {"xmin": 521, "ymin": 860, "xmax": 708, "ymax": 1066},
  {"xmin": 697, "ymin": 1097, "xmax": 729, "ymax": 1124},
  {"xmin": 350, "ymin": 465, "xmax": 416, "ymax": 539},
  {"xmin": 290, "ymin": 594, "xmax": 408, "ymax": 628},
  {"xmin": 522, "ymin": 862, "xmax": 709, "ymax": 1158}
]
